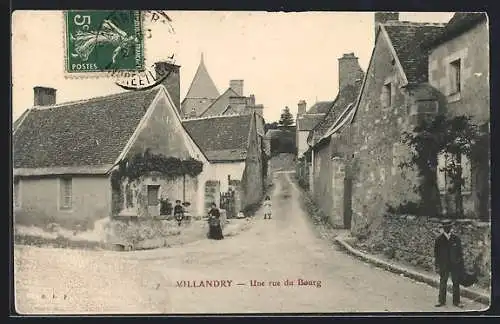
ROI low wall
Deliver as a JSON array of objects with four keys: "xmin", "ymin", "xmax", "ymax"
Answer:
[{"xmin": 361, "ymin": 215, "xmax": 491, "ymax": 288}]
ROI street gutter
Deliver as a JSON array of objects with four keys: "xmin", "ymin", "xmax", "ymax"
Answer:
[{"xmin": 334, "ymin": 236, "xmax": 490, "ymax": 306}]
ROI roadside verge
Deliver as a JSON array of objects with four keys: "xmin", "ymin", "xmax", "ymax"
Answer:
[{"xmin": 334, "ymin": 234, "xmax": 490, "ymax": 306}]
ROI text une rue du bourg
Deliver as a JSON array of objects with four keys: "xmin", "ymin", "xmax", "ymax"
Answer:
[{"xmin": 176, "ymin": 279, "xmax": 323, "ymax": 288}]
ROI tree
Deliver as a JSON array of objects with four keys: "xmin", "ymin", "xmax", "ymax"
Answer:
[
  {"xmin": 400, "ymin": 114, "xmax": 486, "ymax": 219},
  {"xmin": 279, "ymin": 106, "xmax": 294, "ymax": 127}
]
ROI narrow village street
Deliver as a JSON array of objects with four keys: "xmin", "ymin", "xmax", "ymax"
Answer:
[{"xmin": 15, "ymin": 171, "xmax": 486, "ymax": 314}]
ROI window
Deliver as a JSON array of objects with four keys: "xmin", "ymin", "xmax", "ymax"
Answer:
[
  {"xmin": 437, "ymin": 153, "xmax": 472, "ymax": 193},
  {"xmin": 382, "ymin": 82, "xmax": 392, "ymax": 107},
  {"xmin": 461, "ymin": 154, "xmax": 472, "ymax": 193},
  {"xmin": 59, "ymin": 177, "xmax": 72, "ymax": 210},
  {"xmin": 13, "ymin": 179, "xmax": 20, "ymax": 208},
  {"xmin": 437, "ymin": 153, "xmax": 448, "ymax": 193},
  {"xmin": 449, "ymin": 59, "xmax": 461, "ymax": 94}
]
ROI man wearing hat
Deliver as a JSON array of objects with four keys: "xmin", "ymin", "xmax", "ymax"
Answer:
[{"xmin": 434, "ymin": 219, "xmax": 465, "ymax": 308}]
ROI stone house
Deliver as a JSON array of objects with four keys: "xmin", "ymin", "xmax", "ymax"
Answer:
[
  {"xmin": 296, "ymin": 100, "xmax": 332, "ymax": 158},
  {"xmin": 181, "ymin": 54, "xmax": 265, "ymax": 120},
  {"xmin": 182, "ymin": 112, "xmax": 266, "ymax": 214},
  {"xmin": 425, "ymin": 12, "xmax": 490, "ymax": 221},
  {"xmin": 180, "ymin": 53, "xmax": 220, "ymax": 117},
  {"xmin": 343, "ymin": 13, "xmax": 448, "ymax": 235},
  {"xmin": 13, "ymin": 62, "xmax": 216, "ymax": 229},
  {"xmin": 341, "ymin": 12, "xmax": 491, "ymax": 284},
  {"xmin": 306, "ymin": 53, "xmax": 364, "ymax": 229}
]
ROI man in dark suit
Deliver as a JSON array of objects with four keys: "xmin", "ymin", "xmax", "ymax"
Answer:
[{"xmin": 434, "ymin": 219, "xmax": 465, "ymax": 308}]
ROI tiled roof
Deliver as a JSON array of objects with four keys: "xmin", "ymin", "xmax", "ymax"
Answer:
[
  {"xmin": 309, "ymin": 82, "xmax": 362, "ymax": 146},
  {"xmin": 424, "ymin": 12, "xmax": 487, "ymax": 49},
  {"xmin": 264, "ymin": 129, "xmax": 282, "ymax": 138},
  {"xmin": 306, "ymin": 101, "xmax": 335, "ymax": 114},
  {"xmin": 384, "ymin": 22, "xmax": 445, "ymax": 84},
  {"xmin": 181, "ymin": 98, "xmax": 216, "ymax": 118},
  {"xmin": 182, "ymin": 114, "xmax": 253, "ymax": 161},
  {"xmin": 297, "ymin": 114, "xmax": 325, "ymax": 131},
  {"xmin": 13, "ymin": 88, "xmax": 160, "ymax": 170},
  {"xmin": 200, "ymin": 88, "xmax": 240, "ymax": 117}
]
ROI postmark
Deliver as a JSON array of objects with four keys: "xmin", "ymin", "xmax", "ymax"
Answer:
[
  {"xmin": 109, "ymin": 10, "xmax": 178, "ymax": 91},
  {"xmin": 64, "ymin": 10, "xmax": 144, "ymax": 75}
]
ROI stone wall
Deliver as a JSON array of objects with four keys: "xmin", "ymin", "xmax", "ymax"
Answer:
[
  {"xmin": 365, "ymin": 215, "xmax": 491, "ymax": 287},
  {"xmin": 349, "ymin": 30, "xmax": 420, "ymax": 237}
]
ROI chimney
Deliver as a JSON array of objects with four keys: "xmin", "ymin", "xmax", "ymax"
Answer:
[
  {"xmin": 247, "ymin": 94, "xmax": 256, "ymax": 106},
  {"xmin": 33, "ymin": 86, "xmax": 56, "ymax": 106},
  {"xmin": 374, "ymin": 12, "xmax": 399, "ymax": 40},
  {"xmin": 230, "ymin": 80, "xmax": 244, "ymax": 96},
  {"xmin": 155, "ymin": 61, "xmax": 181, "ymax": 113},
  {"xmin": 229, "ymin": 96, "xmax": 247, "ymax": 114},
  {"xmin": 338, "ymin": 53, "xmax": 364, "ymax": 90},
  {"xmin": 297, "ymin": 100, "xmax": 307, "ymax": 115}
]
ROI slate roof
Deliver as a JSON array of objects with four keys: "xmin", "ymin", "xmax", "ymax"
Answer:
[
  {"xmin": 297, "ymin": 114, "xmax": 326, "ymax": 131},
  {"xmin": 384, "ymin": 22, "xmax": 445, "ymax": 84},
  {"xmin": 265, "ymin": 129, "xmax": 282, "ymax": 139},
  {"xmin": 309, "ymin": 82, "xmax": 362, "ymax": 147},
  {"xmin": 183, "ymin": 54, "xmax": 220, "ymax": 99},
  {"xmin": 181, "ymin": 54, "xmax": 220, "ymax": 116},
  {"xmin": 200, "ymin": 88, "xmax": 240, "ymax": 117},
  {"xmin": 13, "ymin": 87, "xmax": 160, "ymax": 170},
  {"xmin": 424, "ymin": 12, "xmax": 487, "ymax": 49},
  {"xmin": 182, "ymin": 114, "xmax": 253, "ymax": 161},
  {"xmin": 306, "ymin": 101, "xmax": 335, "ymax": 114}
]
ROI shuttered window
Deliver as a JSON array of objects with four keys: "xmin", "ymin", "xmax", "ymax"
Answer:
[
  {"xmin": 437, "ymin": 153, "xmax": 472, "ymax": 193},
  {"xmin": 60, "ymin": 177, "xmax": 72, "ymax": 210},
  {"xmin": 449, "ymin": 59, "xmax": 461, "ymax": 94}
]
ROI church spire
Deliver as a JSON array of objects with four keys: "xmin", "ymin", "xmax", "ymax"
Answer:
[{"xmin": 181, "ymin": 52, "xmax": 221, "ymax": 117}]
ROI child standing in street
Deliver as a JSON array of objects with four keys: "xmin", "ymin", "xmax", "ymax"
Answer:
[{"xmin": 263, "ymin": 196, "xmax": 272, "ymax": 220}]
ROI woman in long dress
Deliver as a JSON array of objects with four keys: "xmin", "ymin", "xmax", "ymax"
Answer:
[{"xmin": 207, "ymin": 203, "xmax": 224, "ymax": 240}]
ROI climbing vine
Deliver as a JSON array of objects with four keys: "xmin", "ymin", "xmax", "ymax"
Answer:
[
  {"xmin": 398, "ymin": 114, "xmax": 487, "ymax": 219},
  {"xmin": 110, "ymin": 149, "xmax": 203, "ymax": 191}
]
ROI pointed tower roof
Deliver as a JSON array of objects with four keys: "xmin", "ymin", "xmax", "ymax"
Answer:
[{"xmin": 184, "ymin": 53, "xmax": 220, "ymax": 99}]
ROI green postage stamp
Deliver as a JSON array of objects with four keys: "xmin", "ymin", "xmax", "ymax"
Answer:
[{"xmin": 65, "ymin": 10, "xmax": 144, "ymax": 74}]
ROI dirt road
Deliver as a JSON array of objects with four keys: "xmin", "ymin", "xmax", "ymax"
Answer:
[{"xmin": 14, "ymin": 172, "xmax": 486, "ymax": 314}]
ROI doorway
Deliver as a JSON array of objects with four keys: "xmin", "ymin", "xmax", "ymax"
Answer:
[{"xmin": 147, "ymin": 185, "xmax": 160, "ymax": 218}]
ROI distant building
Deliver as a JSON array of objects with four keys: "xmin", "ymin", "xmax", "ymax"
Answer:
[
  {"xmin": 180, "ymin": 53, "xmax": 220, "ymax": 118},
  {"xmin": 306, "ymin": 53, "xmax": 364, "ymax": 228},
  {"xmin": 181, "ymin": 54, "xmax": 265, "ymax": 119}
]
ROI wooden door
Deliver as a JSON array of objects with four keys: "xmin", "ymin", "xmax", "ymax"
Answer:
[
  {"xmin": 343, "ymin": 177, "xmax": 352, "ymax": 229},
  {"xmin": 147, "ymin": 185, "xmax": 160, "ymax": 217}
]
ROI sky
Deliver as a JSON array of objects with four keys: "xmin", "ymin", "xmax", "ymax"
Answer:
[{"xmin": 11, "ymin": 11, "xmax": 454, "ymax": 123}]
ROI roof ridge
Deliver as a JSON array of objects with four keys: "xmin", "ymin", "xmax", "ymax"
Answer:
[
  {"xmin": 182, "ymin": 112, "xmax": 251, "ymax": 122},
  {"xmin": 29, "ymin": 87, "xmax": 159, "ymax": 111},
  {"xmin": 199, "ymin": 87, "xmax": 239, "ymax": 116},
  {"xmin": 383, "ymin": 21, "xmax": 446, "ymax": 27}
]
